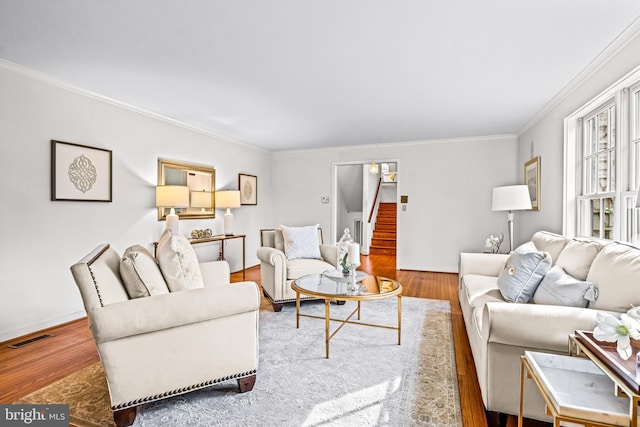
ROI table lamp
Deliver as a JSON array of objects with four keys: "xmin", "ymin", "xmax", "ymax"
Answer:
[
  {"xmin": 156, "ymin": 185, "xmax": 190, "ymax": 233},
  {"xmin": 492, "ymin": 185, "xmax": 532, "ymax": 252},
  {"xmin": 191, "ymin": 190, "xmax": 213, "ymax": 212},
  {"xmin": 216, "ymin": 190, "xmax": 241, "ymax": 235}
]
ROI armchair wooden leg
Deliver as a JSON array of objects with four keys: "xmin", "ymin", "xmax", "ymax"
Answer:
[
  {"xmin": 238, "ymin": 374, "xmax": 257, "ymax": 393},
  {"xmin": 114, "ymin": 407, "xmax": 137, "ymax": 427}
]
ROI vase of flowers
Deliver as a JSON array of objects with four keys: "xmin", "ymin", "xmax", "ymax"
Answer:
[
  {"xmin": 484, "ymin": 233, "xmax": 504, "ymax": 254},
  {"xmin": 593, "ymin": 307, "xmax": 640, "ymax": 360}
]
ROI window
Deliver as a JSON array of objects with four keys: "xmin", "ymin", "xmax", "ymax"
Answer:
[
  {"xmin": 577, "ymin": 102, "xmax": 616, "ymax": 239},
  {"xmin": 565, "ymin": 66, "xmax": 640, "ymax": 243}
]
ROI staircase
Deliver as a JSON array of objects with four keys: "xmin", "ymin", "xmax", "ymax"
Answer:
[{"xmin": 370, "ymin": 202, "xmax": 396, "ymax": 255}]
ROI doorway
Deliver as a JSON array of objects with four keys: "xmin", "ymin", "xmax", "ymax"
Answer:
[{"xmin": 332, "ymin": 161, "xmax": 399, "ymax": 259}]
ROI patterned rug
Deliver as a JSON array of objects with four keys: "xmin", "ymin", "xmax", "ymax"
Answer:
[{"xmin": 17, "ymin": 297, "xmax": 462, "ymax": 427}]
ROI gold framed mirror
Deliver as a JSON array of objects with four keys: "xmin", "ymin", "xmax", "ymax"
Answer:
[{"xmin": 157, "ymin": 159, "xmax": 216, "ymax": 220}]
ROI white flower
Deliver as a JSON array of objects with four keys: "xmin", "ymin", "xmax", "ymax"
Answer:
[
  {"xmin": 593, "ymin": 312, "xmax": 640, "ymax": 360},
  {"xmin": 627, "ymin": 306, "xmax": 640, "ymax": 321},
  {"xmin": 484, "ymin": 234, "xmax": 503, "ymax": 253}
]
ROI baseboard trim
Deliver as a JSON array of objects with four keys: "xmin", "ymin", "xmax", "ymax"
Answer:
[{"xmin": 0, "ymin": 310, "xmax": 86, "ymax": 344}]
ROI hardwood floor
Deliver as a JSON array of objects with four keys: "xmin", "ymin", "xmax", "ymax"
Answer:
[{"xmin": 0, "ymin": 254, "xmax": 547, "ymax": 427}]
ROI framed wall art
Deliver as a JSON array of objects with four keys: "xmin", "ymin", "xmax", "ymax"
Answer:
[
  {"xmin": 51, "ymin": 140, "xmax": 112, "ymax": 202},
  {"xmin": 524, "ymin": 156, "xmax": 540, "ymax": 211},
  {"xmin": 238, "ymin": 173, "xmax": 257, "ymax": 205}
]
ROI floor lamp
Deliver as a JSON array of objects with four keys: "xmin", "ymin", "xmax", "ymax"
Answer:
[{"xmin": 492, "ymin": 185, "xmax": 532, "ymax": 252}]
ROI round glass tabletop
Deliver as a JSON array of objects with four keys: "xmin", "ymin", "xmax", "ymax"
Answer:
[{"xmin": 292, "ymin": 272, "xmax": 402, "ymax": 300}]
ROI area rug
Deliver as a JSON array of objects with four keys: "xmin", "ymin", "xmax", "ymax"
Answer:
[{"xmin": 17, "ymin": 297, "xmax": 462, "ymax": 427}]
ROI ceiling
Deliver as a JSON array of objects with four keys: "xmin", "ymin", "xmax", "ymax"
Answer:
[{"xmin": 1, "ymin": 1, "xmax": 640, "ymax": 152}]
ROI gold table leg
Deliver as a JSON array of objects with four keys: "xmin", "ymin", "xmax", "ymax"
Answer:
[
  {"xmin": 519, "ymin": 356, "xmax": 525, "ymax": 427},
  {"xmin": 397, "ymin": 295, "xmax": 402, "ymax": 345},
  {"xmin": 296, "ymin": 292, "xmax": 300, "ymax": 329},
  {"xmin": 325, "ymin": 299, "xmax": 330, "ymax": 359}
]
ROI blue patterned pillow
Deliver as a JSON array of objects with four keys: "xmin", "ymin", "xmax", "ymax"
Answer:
[
  {"xmin": 280, "ymin": 224, "xmax": 322, "ymax": 260},
  {"xmin": 497, "ymin": 242, "xmax": 551, "ymax": 303}
]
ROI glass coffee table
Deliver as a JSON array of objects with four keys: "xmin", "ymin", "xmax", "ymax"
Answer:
[{"xmin": 291, "ymin": 272, "xmax": 402, "ymax": 358}]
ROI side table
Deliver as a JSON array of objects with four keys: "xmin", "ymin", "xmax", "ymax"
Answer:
[{"xmin": 520, "ymin": 350, "xmax": 638, "ymax": 427}]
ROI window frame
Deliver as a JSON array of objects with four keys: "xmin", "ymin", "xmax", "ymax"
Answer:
[{"xmin": 564, "ymin": 66, "xmax": 640, "ymax": 242}]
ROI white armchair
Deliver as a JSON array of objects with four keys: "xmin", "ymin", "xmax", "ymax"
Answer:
[
  {"xmin": 70, "ymin": 243, "xmax": 260, "ymax": 427},
  {"xmin": 257, "ymin": 228, "xmax": 338, "ymax": 311}
]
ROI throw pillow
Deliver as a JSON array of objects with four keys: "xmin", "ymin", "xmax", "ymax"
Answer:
[
  {"xmin": 532, "ymin": 265, "xmax": 595, "ymax": 307},
  {"xmin": 497, "ymin": 242, "xmax": 551, "ymax": 303},
  {"xmin": 156, "ymin": 228, "xmax": 205, "ymax": 292},
  {"xmin": 280, "ymin": 224, "xmax": 321, "ymax": 260},
  {"xmin": 554, "ymin": 239, "xmax": 601, "ymax": 280},
  {"xmin": 120, "ymin": 245, "xmax": 170, "ymax": 298}
]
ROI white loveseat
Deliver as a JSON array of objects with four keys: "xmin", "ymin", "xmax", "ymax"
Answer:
[{"xmin": 459, "ymin": 231, "xmax": 640, "ymax": 422}]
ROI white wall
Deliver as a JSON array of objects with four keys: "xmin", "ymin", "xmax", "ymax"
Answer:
[
  {"xmin": 517, "ymin": 29, "xmax": 640, "ymax": 241},
  {"xmin": 0, "ymin": 62, "xmax": 273, "ymax": 341},
  {"xmin": 272, "ymin": 135, "xmax": 519, "ymax": 272}
]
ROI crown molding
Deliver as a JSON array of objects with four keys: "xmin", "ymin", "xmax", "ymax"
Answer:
[
  {"xmin": 519, "ymin": 15, "xmax": 640, "ymax": 136},
  {"xmin": 0, "ymin": 59, "xmax": 268, "ymax": 153},
  {"xmin": 276, "ymin": 133, "xmax": 518, "ymax": 155}
]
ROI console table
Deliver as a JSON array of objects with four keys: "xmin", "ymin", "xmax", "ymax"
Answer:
[{"xmin": 154, "ymin": 234, "xmax": 246, "ymax": 280}]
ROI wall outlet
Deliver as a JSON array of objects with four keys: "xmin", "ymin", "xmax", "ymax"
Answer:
[
  {"xmin": 402, "ymin": 205, "xmax": 407, "ymax": 212},
  {"xmin": 321, "ymin": 196, "xmax": 330, "ymax": 203}
]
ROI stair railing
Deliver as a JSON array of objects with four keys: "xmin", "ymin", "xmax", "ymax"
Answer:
[{"xmin": 368, "ymin": 177, "xmax": 383, "ymax": 224}]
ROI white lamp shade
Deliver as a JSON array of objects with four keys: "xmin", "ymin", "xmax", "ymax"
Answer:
[
  {"xmin": 156, "ymin": 185, "xmax": 190, "ymax": 208},
  {"xmin": 492, "ymin": 185, "xmax": 532, "ymax": 211},
  {"xmin": 216, "ymin": 190, "xmax": 241, "ymax": 209},
  {"xmin": 191, "ymin": 191, "xmax": 213, "ymax": 209}
]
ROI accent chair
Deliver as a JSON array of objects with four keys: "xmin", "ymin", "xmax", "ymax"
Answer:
[
  {"xmin": 70, "ymin": 243, "xmax": 260, "ymax": 427},
  {"xmin": 257, "ymin": 227, "xmax": 338, "ymax": 311}
]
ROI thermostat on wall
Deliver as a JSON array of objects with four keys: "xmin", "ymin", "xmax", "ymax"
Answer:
[{"xmin": 321, "ymin": 196, "xmax": 330, "ymax": 204}]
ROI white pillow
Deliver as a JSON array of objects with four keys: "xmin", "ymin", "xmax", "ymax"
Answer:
[
  {"xmin": 156, "ymin": 229, "xmax": 205, "ymax": 292},
  {"xmin": 120, "ymin": 244, "xmax": 170, "ymax": 298},
  {"xmin": 280, "ymin": 224, "xmax": 321, "ymax": 260}
]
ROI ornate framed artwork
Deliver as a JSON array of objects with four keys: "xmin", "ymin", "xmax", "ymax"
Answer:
[
  {"xmin": 524, "ymin": 156, "xmax": 540, "ymax": 211},
  {"xmin": 238, "ymin": 173, "xmax": 257, "ymax": 205},
  {"xmin": 51, "ymin": 140, "xmax": 112, "ymax": 202}
]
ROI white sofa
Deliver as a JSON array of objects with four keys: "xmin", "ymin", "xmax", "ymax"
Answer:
[{"xmin": 459, "ymin": 231, "xmax": 640, "ymax": 422}]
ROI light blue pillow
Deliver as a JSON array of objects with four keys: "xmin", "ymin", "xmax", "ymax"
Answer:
[
  {"xmin": 497, "ymin": 242, "xmax": 551, "ymax": 303},
  {"xmin": 533, "ymin": 265, "xmax": 596, "ymax": 307}
]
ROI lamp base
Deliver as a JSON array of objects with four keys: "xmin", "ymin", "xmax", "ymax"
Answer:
[
  {"xmin": 223, "ymin": 211, "xmax": 234, "ymax": 236},
  {"xmin": 166, "ymin": 208, "xmax": 179, "ymax": 233}
]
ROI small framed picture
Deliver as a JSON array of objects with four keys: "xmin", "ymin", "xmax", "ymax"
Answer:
[
  {"xmin": 524, "ymin": 156, "xmax": 540, "ymax": 211},
  {"xmin": 51, "ymin": 140, "xmax": 112, "ymax": 202},
  {"xmin": 238, "ymin": 173, "xmax": 257, "ymax": 205}
]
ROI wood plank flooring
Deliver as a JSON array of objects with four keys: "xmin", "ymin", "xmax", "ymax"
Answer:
[{"xmin": 0, "ymin": 253, "xmax": 548, "ymax": 427}]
